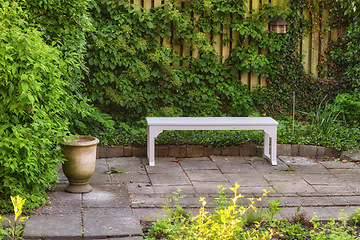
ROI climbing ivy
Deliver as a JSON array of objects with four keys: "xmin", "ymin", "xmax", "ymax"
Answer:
[{"xmin": 85, "ymin": 0, "xmax": 287, "ymax": 123}]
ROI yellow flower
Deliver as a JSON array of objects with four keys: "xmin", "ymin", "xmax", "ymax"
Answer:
[{"xmin": 10, "ymin": 195, "xmax": 26, "ymax": 222}]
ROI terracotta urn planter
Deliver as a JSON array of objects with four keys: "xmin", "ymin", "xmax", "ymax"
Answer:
[{"xmin": 60, "ymin": 135, "xmax": 99, "ymax": 193}]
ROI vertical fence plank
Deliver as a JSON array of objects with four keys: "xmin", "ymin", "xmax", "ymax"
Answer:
[
  {"xmin": 154, "ymin": 0, "xmax": 161, "ymax": 7},
  {"xmin": 213, "ymin": 28, "xmax": 222, "ymax": 59},
  {"xmin": 241, "ymin": 0, "xmax": 251, "ymax": 87},
  {"xmin": 321, "ymin": 8, "xmax": 330, "ymax": 72},
  {"xmin": 302, "ymin": 7, "xmax": 311, "ymax": 72},
  {"xmin": 222, "ymin": 24, "xmax": 230, "ymax": 63},
  {"xmin": 311, "ymin": 24, "xmax": 320, "ymax": 77},
  {"xmin": 260, "ymin": 0, "xmax": 269, "ymax": 87},
  {"xmin": 153, "ymin": 0, "xmax": 162, "ymax": 44},
  {"xmin": 250, "ymin": 0, "xmax": 260, "ymax": 90},
  {"xmin": 144, "ymin": 0, "xmax": 151, "ymax": 12},
  {"xmin": 182, "ymin": 2, "xmax": 191, "ymax": 64},
  {"xmin": 133, "ymin": 0, "xmax": 141, "ymax": 11},
  {"xmin": 231, "ymin": 13, "xmax": 240, "ymax": 81},
  {"xmin": 192, "ymin": 13, "xmax": 200, "ymax": 59}
]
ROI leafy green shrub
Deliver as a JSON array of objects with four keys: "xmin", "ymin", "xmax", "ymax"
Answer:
[
  {"xmin": 21, "ymin": 0, "xmax": 114, "ymax": 135},
  {"xmin": 348, "ymin": 208, "xmax": 360, "ymax": 226},
  {"xmin": 0, "ymin": 1, "xmax": 69, "ymax": 213},
  {"xmin": 146, "ymin": 189, "xmax": 191, "ymax": 239},
  {"xmin": 333, "ymin": 91, "xmax": 360, "ymax": 126},
  {"xmin": 277, "ymin": 120, "xmax": 359, "ymax": 151}
]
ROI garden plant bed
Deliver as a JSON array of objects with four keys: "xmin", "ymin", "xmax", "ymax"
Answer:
[
  {"xmin": 140, "ymin": 186, "xmax": 360, "ymax": 240},
  {"xmin": 141, "ymin": 219, "xmax": 360, "ymax": 239}
]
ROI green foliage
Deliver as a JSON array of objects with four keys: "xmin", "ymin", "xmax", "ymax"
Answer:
[
  {"xmin": 309, "ymin": 217, "xmax": 359, "ymax": 239},
  {"xmin": 85, "ymin": 0, "xmax": 358, "ymax": 152},
  {"xmin": 85, "ymin": 0, "xmax": 288, "ymax": 123},
  {"xmin": 332, "ymin": 91, "xmax": 360, "ymax": 125},
  {"xmin": 348, "ymin": 208, "xmax": 360, "ymax": 226},
  {"xmin": 21, "ymin": 0, "xmax": 114, "ymax": 135},
  {"xmin": 146, "ymin": 184, "xmax": 275, "ymax": 239},
  {"xmin": 0, "ymin": 1, "xmax": 69, "ymax": 213},
  {"xmin": 146, "ymin": 188, "xmax": 191, "ymax": 239},
  {"xmin": 278, "ymin": 120, "xmax": 359, "ymax": 151},
  {"xmin": 0, "ymin": 196, "xmax": 28, "ymax": 240},
  {"xmin": 146, "ymin": 185, "xmax": 360, "ymax": 240},
  {"xmin": 265, "ymin": 199, "xmax": 283, "ymax": 227},
  {"xmin": 321, "ymin": 0, "xmax": 360, "ymax": 91}
]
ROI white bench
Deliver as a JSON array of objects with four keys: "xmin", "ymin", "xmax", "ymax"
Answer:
[{"xmin": 146, "ymin": 117, "xmax": 278, "ymax": 166}]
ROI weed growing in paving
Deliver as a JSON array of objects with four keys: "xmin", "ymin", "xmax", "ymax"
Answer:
[{"xmin": 145, "ymin": 185, "xmax": 360, "ymax": 239}]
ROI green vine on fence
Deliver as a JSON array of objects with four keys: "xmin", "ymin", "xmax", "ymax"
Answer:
[{"xmin": 85, "ymin": 0, "xmax": 289, "ymax": 123}]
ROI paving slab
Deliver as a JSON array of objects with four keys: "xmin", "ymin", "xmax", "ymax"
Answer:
[
  {"xmin": 249, "ymin": 158, "xmax": 288, "ymax": 172},
  {"xmin": 179, "ymin": 159, "xmax": 218, "ymax": 170},
  {"xmin": 262, "ymin": 171, "xmax": 304, "ymax": 183},
  {"xmin": 341, "ymin": 151, "xmax": 360, "ymax": 162},
  {"xmin": 107, "ymin": 157, "xmax": 146, "ymax": 172},
  {"xmin": 298, "ymin": 173, "xmax": 343, "ymax": 185},
  {"xmin": 192, "ymin": 182, "xmax": 233, "ymax": 195},
  {"xmin": 31, "ymin": 190, "xmax": 81, "ymax": 215},
  {"xmin": 216, "ymin": 162, "xmax": 257, "ymax": 174},
  {"xmin": 129, "ymin": 194, "xmax": 166, "ymax": 208},
  {"xmin": 311, "ymin": 185, "xmax": 356, "ymax": 195},
  {"xmin": 186, "ymin": 169, "xmax": 228, "ymax": 182},
  {"xmin": 23, "ymin": 213, "xmax": 82, "ymax": 239},
  {"xmin": 149, "ymin": 172, "xmax": 191, "ymax": 185},
  {"xmin": 225, "ymin": 173, "xmax": 269, "ymax": 187},
  {"xmin": 321, "ymin": 160, "xmax": 360, "ymax": 169},
  {"xmin": 82, "ymin": 184, "xmax": 130, "ymax": 208},
  {"xmin": 90, "ymin": 160, "xmax": 112, "ymax": 184},
  {"xmin": 128, "ymin": 182, "xmax": 155, "ymax": 194},
  {"xmin": 271, "ymin": 182, "xmax": 316, "ymax": 195},
  {"xmin": 152, "ymin": 184, "xmax": 196, "ymax": 194},
  {"xmin": 83, "ymin": 208, "xmax": 142, "ymax": 238}
]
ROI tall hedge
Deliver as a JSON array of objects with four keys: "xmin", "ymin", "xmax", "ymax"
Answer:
[{"xmin": 0, "ymin": 2, "xmax": 69, "ymax": 213}]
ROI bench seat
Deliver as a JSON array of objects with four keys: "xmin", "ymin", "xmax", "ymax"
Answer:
[{"xmin": 146, "ymin": 117, "xmax": 278, "ymax": 166}]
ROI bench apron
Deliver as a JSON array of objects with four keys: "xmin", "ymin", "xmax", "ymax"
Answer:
[{"xmin": 146, "ymin": 117, "xmax": 278, "ymax": 166}]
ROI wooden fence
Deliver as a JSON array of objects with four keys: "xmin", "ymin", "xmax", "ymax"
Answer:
[{"xmin": 128, "ymin": 0, "xmax": 341, "ymax": 89}]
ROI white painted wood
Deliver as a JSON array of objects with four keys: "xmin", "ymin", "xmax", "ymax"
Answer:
[{"xmin": 146, "ymin": 117, "xmax": 278, "ymax": 166}]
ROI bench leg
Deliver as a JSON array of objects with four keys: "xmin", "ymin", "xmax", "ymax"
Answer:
[
  {"xmin": 264, "ymin": 130, "xmax": 277, "ymax": 166},
  {"xmin": 147, "ymin": 126, "xmax": 163, "ymax": 166},
  {"xmin": 147, "ymin": 126, "xmax": 155, "ymax": 166},
  {"xmin": 270, "ymin": 130, "xmax": 277, "ymax": 165},
  {"xmin": 264, "ymin": 132, "xmax": 270, "ymax": 157}
]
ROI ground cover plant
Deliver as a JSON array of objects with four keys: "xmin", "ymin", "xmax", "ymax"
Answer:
[{"xmin": 144, "ymin": 185, "xmax": 360, "ymax": 239}]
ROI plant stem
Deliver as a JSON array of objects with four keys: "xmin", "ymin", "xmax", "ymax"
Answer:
[{"xmin": 293, "ymin": 91, "xmax": 295, "ymax": 135}]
